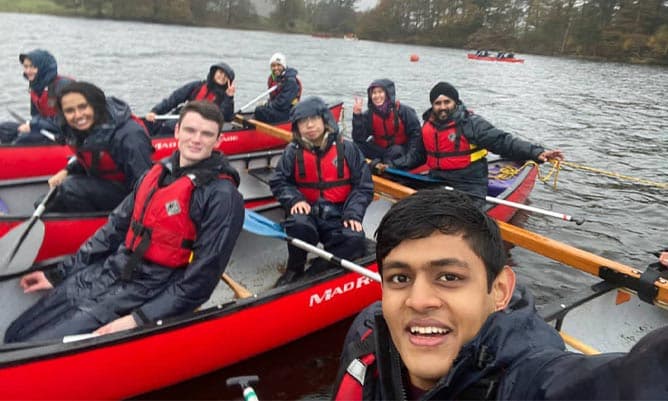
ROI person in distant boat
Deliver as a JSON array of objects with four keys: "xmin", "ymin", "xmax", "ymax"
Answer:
[
  {"xmin": 497, "ymin": 51, "xmax": 505, "ymax": 58},
  {"xmin": 144, "ymin": 62, "xmax": 236, "ymax": 136},
  {"xmin": 254, "ymin": 52, "xmax": 302, "ymax": 123},
  {"xmin": 44, "ymin": 81, "xmax": 153, "ymax": 213},
  {"xmin": 4, "ymin": 101, "xmax": 245, "ymax": 343},
  {"xmin": 351, "ymin": 79, "xmax": 422, "ymax": 169},
  {"xmin": 332, "ymin": 188, "xmax": 668, "ymax": 401},
  {"xmin": 0, "ymin": 49, "xmax": 74, "ymax": 144},
  {"xmin": 374, "ymin": 82, "xmax": 563, "ymax": 209},
  {"xmin": 269, "ymin": 96, "xmax": 373, "ymax": 287}
]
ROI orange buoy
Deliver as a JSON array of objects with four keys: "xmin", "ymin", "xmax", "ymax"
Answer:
[{"xmin": 409, "ymin": 54, "xmax": 419, "ymax": 62}]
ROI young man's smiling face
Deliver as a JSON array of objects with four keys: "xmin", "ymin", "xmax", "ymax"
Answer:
[
  {"xmin": 174, "ymin": 111, "xmax": 222, "ymax": 167},
  {"xmin": 380, "ymin": 231, "xmax": 515, "ymax": 390}
]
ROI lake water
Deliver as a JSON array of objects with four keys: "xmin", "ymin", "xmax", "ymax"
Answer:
[{"xmin": 1, "ymin": 12, "xmax": 667, "ymax": 400}]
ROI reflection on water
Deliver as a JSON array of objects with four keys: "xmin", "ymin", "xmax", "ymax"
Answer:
[{"xmin": 1, "ymin": 12, "xmax": 667, "ymax": 400}]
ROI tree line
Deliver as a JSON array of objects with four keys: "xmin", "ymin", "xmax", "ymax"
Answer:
[{"xmin": 46, "ymin": 0, "xmax": 668, "ymax": 64}]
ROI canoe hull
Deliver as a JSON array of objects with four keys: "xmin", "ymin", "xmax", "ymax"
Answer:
[
  {"xmin": 0, "ymin": 264, "xmax": 381, "ymax": 399},
  {"xmin": 0, "ymin": 104, "xmax": 343, "ymax": 181}
]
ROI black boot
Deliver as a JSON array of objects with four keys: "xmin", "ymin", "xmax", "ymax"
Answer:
[{"xmin": 274, "ymin": 268, "xmax": 304, "ymax": 287}]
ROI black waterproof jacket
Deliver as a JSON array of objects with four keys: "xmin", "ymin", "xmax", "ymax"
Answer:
[
  {"xmin": 351, "ymin": 78, "xmax": 422, "ymax": 169},
  {"xmin": 334, "ymin": 287, "xmax": 668, "ymax": 400},
  {"xmin": 45, "ymin": 151, "xmax": 244, "ymax": 326},
  {"xmin": 63, "ymin": 96, "xmax": 153, "ymax": 192},
  {"xmin": 150, "ymin": 62, "xmax": 235, "ymax": 121}
]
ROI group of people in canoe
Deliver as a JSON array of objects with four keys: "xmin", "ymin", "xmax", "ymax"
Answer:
[
  {"xmin": 2, "ymin": 48, "xmax": 667, "ymax": 400},
  {"xmin": 474, "ymin": 49, "xmax": 516, "ymax": 59}
]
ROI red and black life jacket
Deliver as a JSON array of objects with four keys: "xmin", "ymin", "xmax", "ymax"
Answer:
[
  {"xmin": 73, "ymin": 148, "xmax": 125, "ymax": 182},
  {"xmin": 294, "ymin": 141, "xmax": 351, "ymax": 204},
  {"xmin": 422, "ymin": 120, "xmax": 487, "ymax": 171},
  {"xmin": 333, "ymin": 329, "xmax": 376, "ymax": 401},
  {"xmin": 268, "ymin": 74, "xmax": 303, "ymax": 106},
  {"xmin": 123, "ymin": 163, "xmax": 235, "ymax": 277},
  {"xmin": 370, "ymin": 103, "xmax": 406, "ymax": 147},
  {"xmin": 29, "ymin": 76, "xmax": 64, "ymax": 117},
  {"xmin": 124, "ymin": 163, "xmax": 198, "ymax": 269},
  {"xmin": 190, "ymin": 83, "xmax": 218, "ymax": 103}
]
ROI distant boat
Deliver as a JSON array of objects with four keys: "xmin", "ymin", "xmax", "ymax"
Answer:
[
  {"xmin": 343, "ymin": 33, "xmax": 358, "ymax": 41},
  {"xmin": 467, "ymin": 53, "xmax": 525, "ymax": 63}
]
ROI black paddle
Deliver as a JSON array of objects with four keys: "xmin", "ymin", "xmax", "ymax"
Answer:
[{"xmin": 0, "ymin": 186, "xmax": 57, "ymax": 275}]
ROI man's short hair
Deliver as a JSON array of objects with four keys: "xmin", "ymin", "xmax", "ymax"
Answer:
[
  {"xmin": 375, "ymin": 189, "xmax": 506, "ymax": 290},
  {"xmin": 178, "ymin": 101, "xmax": 224, "ymax": 134}
]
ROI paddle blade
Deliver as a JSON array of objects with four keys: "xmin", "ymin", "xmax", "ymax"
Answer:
[
  {"xmin": 0, "ymin": 219, "xmax": 45, "ymax": 275},
  {"xmin": 243, "ymin": 210, "xmax": 286, "ymax": 239}
]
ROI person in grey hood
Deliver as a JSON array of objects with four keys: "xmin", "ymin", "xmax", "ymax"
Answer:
[
  {"xmin": 270, "ymin": 96, "xmax": 373, "ymax": 286},
  {"xmin": 351, "ymin": 79, "xmax": 422, "ymax": 169},
  {"xmin": 45, "ymin": 81, "xmax": 153, "ymax": 213},
  {"xmin": 145, "ymin": 62, "xmax": 236, "ymax": 136}
]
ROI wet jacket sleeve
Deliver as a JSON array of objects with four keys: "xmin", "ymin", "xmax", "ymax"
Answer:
[
  {"xmin": 133, "ymin": 181, "xmax": 245, "ymax": 322},
  {"xmin": 45, "ymin": 194, "xmax": 135, "ymax": 285},
  {"xmin": 110, "ymin": 121, "xmax": 154, "ymax": 191},
  {"xmin": 466, "ymin": 114, "xmax": 545, "ymax": 162},
  {"xmin": 269, "ymin": 76, "xmax": 299, "ymax": 112},
  {"xmin": 351, "ymin": 111, "xmax": 371, "ymax": 143},
  {"xmin": 516, "ymin": 326, "xmax": 668, "ymax": 400},
  {"xmin": 219, "ymin": 93, "xmax": 234, "ymax": 122},
  {"xmin": 150, "ymin": 81, "xmax": 201, "ymax": 115},
  {"xmin": 388, "ymin": 105, "xmax": 424, "ymax": 170},
  {"xmin": 341, "ymin": 141, "xmax": 374, "ymax": 222},
  {"xmin": 269, "ymin": 144, "xmax": 308, "ymax": 210}
]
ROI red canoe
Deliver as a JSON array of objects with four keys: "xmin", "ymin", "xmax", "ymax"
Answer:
[
  {"xmin": 0, "ymin": 104, "xmax": 343, "ymax": 181},
  {"xmin": 467, "ymin": 53, "xmax": 525, "ymax": 63}
]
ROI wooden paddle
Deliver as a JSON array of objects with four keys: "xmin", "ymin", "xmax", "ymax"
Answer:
[
  {"xmin": 0, "ymin": 186, "xmax": 57, "ymax": 276},
  {"xmin": 233, "ymin": 114, "xmax": 292, "ymax": 142},
  {"xmin": 232, "ymin": 121, "xmax": 668, "ymax": 306},
  {"xmin": 221, "ymin": 273, "xmax": 254, "ymax": 299}
]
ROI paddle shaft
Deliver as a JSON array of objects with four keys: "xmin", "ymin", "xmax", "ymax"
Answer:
[
  {"xmin": 237, "ymin": 85, "xmax": 278, "ymax": 113},
  {"xmin": 382, "ymin": 165, "xmax": 584, "ymax": 224},
  {"xmin": 289, "ymin": 236, "xmax": 381, "ymax": 282},
  {"xmin": 8, "ymin": 109, "xmax": 57, "ymax": 141},
  {"xmin": 1, "ymin": 186, "xmax": 57, "ymax": 271},
  {"xmin": 221, "ymin": 273, "xmax": 254, "ymax": 298}
]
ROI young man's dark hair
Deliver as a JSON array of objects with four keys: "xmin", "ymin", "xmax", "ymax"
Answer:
[
  {"xmin": 178, "ymin": 100, "xmax": 224, "ymax": 133},
  {"xmin": 57, "ymin": 81, "xmax": 109, "ymax": 125},
  {"xmin": 375, "ymin": 188, "xmax": 505, "ymax": 289}
]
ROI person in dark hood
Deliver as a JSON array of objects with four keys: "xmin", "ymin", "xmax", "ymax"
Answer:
[
  {"xmin": 5, "ymin": 101, "xmax": 245, "ymax": 343},
  {"xmin": 44, "ymin": 81, "xmax": 153, "ymax": 213},
  {"xmin": 269, "ymin": 96, "xmax": 373, "ymax": 286},
  {"xmin": 0, "ymin": 49, "xmax": 74, "ymax": 144},
  {"xmin": 332, "ymin": 188, "xmax": 668, "ymax": 401},
  {"xmin": 351, "ymin": 79, "xmax": 421, "ymax": 169},
  {"xmin": 144, "ymin": 62, "xmax": 236, "ymax": 136},
  {"xmin": 254, "ymin": 52, "xmax": 303, "ymax": 123},
  {"xmin": 376, "ymin": 82, "xmax": 563, "ymax": 209}
]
